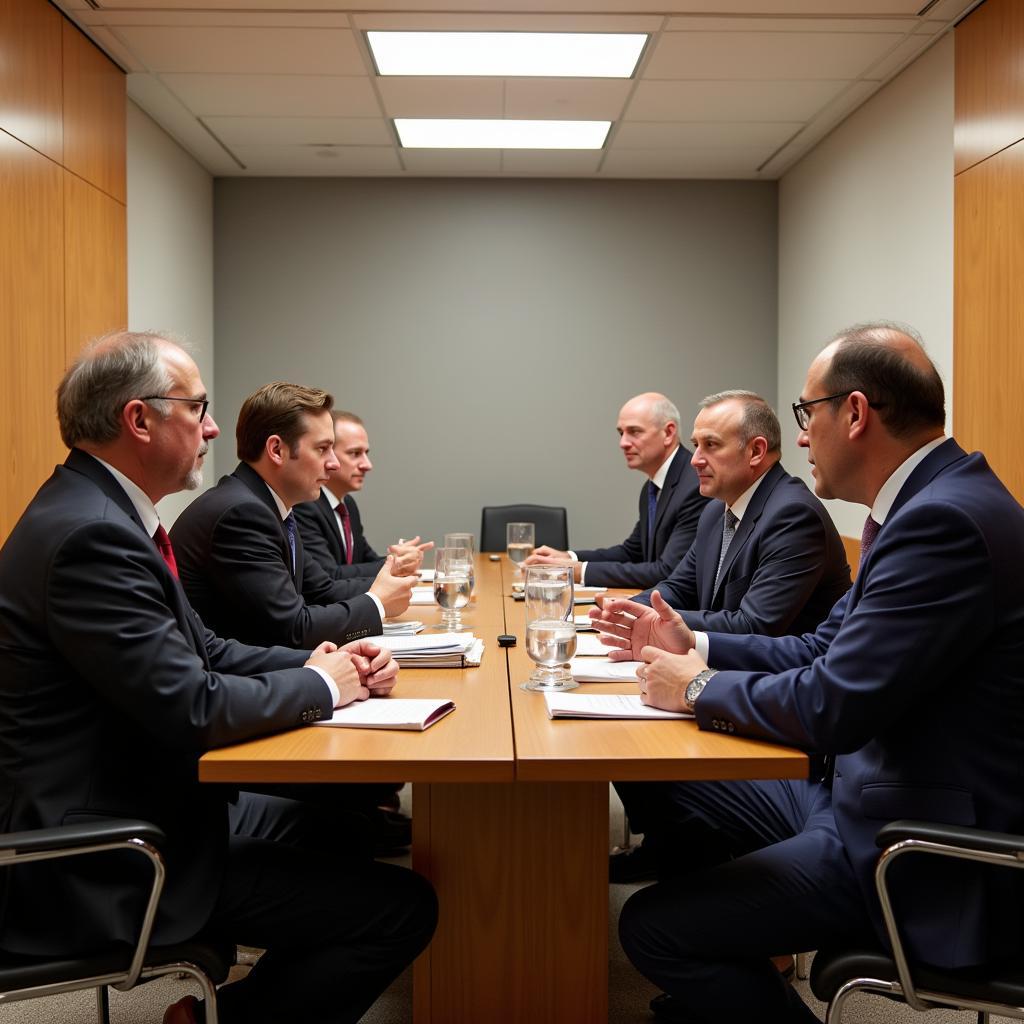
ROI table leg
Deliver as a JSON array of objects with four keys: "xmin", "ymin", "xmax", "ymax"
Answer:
[{"xmin": 412, "ymin": 780, "xmax": 608, "ymax": 1024}]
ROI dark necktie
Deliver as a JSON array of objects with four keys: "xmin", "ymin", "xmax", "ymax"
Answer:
[
  {"xmin": 284, "ymin": 512, "xmax": 297, "ymax": 574},
  {"xmin": 713, "ymin": 509, "xmax": 739, "ymax": 592},
  {"xmin": 336, "ymin": 502, "xmax": 354, "ymax": 565},
  {"xmin": 153, "ymin": 524, "xmax": 179, "ymax": 579},
  {"xmin": 647, "ymin": 481, "xmax": 659, "ymax": 539},
  {"xmin": 860, "ymin": 514, "xmax": 881, "ymax": 565}
]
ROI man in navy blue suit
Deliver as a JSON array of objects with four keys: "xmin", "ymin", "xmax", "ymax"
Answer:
[
  {"xmin": 597, "ymin": 391, "xmax": 850, "ymax": 882},
  {"xmin": 614, "ymin": 323, "xmax": 1024, "ymax": 1023},
  {"xmin": 525, "ymin": 392, "xmax": 707, "ymax": 588}
]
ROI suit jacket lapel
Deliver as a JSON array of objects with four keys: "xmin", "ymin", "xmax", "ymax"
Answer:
[
  {"xmin": 318, "ymin": 490, "xmax": 344, "ymax": 561},
  {"xmin": 698, "ymin": 500, "xmax": 727, "ymax": 606},
  {"xmin": 710, "ymin": 462, "xmax": 785, "ymax": 604},
  {"xmin": 232, "ymin": 462, "xmax": 296, "ymax": 580}
]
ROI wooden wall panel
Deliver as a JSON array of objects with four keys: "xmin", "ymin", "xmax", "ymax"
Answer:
[
  {"xmin": 955, "ymin": 0, "xmax": 1024, "ymax": 174},
  {"xmin": 62, "ymin": 18, "xmax": 125, "ymax": 203},
  {"xmin": 953, "ymin": 140, "xmax": 1024, "ymax": 503},
  {"xmin": 0, "ymin": 132, "xmax": 65, "ymax": 539},
  {"xmin": 64, "ymin": 170, "xmax": 127, "ymax": 360},
  {"xmin": 0, "ymin": 0, "xmax": 63, "ymax": 161}
]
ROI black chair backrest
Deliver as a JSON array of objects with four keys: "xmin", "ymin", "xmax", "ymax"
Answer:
[{"xmin": 480, "ymin": 505, "xmax": 569, "ymax": 552}]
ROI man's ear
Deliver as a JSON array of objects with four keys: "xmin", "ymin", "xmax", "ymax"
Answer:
[
  {"xmin": 748, "ymin": 436, "xmax": 769, "ymax": 466},
  {"xmin": 122, "ymin": 400, "xmax": 151, "ymax": 444},
  {"xmin": 847, "ymin": 391, "xmax": 871, "ymax": 440},
  {"xmin": 265, "ymin": 434, "xmax": 286, "ymax": 466}
]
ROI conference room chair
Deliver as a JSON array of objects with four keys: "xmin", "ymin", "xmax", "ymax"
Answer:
[
  {"xmin": 810, "ymin": 819, "xmax": 1024, "ymax": 1023},
  {"xmin": 480, "ymin": 504, "xmax": 569, "ymax": 552},
  {"xmin": 0, "ymin": 818, "xmax": 233, "ymax": 1023}
]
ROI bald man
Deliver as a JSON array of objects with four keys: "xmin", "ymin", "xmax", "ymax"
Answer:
[
  {"xmin": 526, "ymin": 392, "xmax": 708, "ymax": 588},
  {"xmin": 616, "ymin": 323, "xmax": 1024, "ymax": 1024}
]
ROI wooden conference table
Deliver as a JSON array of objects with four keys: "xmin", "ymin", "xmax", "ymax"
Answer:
[{"xmin": 200, "ymin": 555, "xmax": 807, "ymax": 1024}]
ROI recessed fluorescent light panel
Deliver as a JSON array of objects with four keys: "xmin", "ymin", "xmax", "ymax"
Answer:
[
  {"xmin": 367, "ymin": 31, "xmax": 647, "ymax": 78},
  {"xmin": 395, "ymin": 119, "xmax": 611, "ymax": 150}
]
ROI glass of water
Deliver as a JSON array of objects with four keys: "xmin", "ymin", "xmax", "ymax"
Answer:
[
  {"xmin": 443, "ymin": 533, "xmax": 476, "ymax": 596},
  {"xmin": 521, "ymin": 564, "xmax": 578, "ymax": 692},
  {"xmin": 506, "ymin": 522, "xmax": 535, "ymax": 578},
  {"xmin": 433, "ymin": 547, "xmax": 471, "ymax": 630}
]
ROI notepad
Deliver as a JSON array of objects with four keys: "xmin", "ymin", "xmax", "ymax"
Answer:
[
  {"xmin": 569, "ymin": 657, "xmax": 643, "ymax": 683},
  {"xmin": 382, "ymin": 620, "xmax": 425, "ymax": 636},
  {"xmin": 409, "ymin": 586, "xmax": 437, "ymax": 606},
  {"xmin": 369, "ymin": 632, "xmax": 485, "ymax": 668},
  {"xmin": 314, "ymin": 698, "xmax": 456, "ymax": 731},
  {"xmin": 544, "ymin": 693, "xmax": 692, "ymax": 720},
  {"xmin": 418, "ymin": 568, "xmax": 435, "ymax": 582},
  {"xmin": 574, "ymin": 614, "xmax": 597, "ymax": 632}
]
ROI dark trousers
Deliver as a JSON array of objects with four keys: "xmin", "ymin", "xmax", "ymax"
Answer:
[
  {"xmin": 615, "ymin": 778, "xmax": 876, "ymax": 1023},
  {"xmin": 209, "ymin": 791, "xmax": 436, "ymax": 1024}
]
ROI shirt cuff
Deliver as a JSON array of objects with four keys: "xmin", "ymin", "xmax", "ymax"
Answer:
[
  {"xmin": 365, "ymin": 591, "xmax": 385, "ymax": 623},
  {"xmin": 694, "ymin": 631, "xmax": 710, "ymax": 663},
  {"xmin": 567, "ymin": 550, "xmax": 578, "ymax": 561},
  {"xmin": 578, "ymin": 561, "xmax": 588, "ymax": 586},
  {"xmin": 307, "ymin": 665, "xmax": 340, "ymax": 708}
]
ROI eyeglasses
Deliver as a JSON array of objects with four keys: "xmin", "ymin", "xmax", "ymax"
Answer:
[
  {"xmin": 791, "ymin": 391, "xmax": 884, "ymax": 430},
  {"xmin": 140, "ymin": 395, "xmax": 210, "ymax": 421}
]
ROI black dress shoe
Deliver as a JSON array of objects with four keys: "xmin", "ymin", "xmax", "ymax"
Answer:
[
  {"xmin": 649, "ymin": 993, "xmax": 686, "ymax": 1022},
  {"xmin": 609, "ymin": 842, "xmax": 657, "ymax": 883}
]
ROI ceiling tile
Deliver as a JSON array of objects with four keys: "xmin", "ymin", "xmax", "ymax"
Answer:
[
  {"xmin": 644, "ymin": 30, "xmax": 905, "ymax": 81},
  {"xmin": 352, "ymin": 12, "xmax": 661, "ymax": 31},
  {"xmin": 204, "ymin": 115, "xmax": 392, "ymax": 146},
  {"xmin": 226, "ymin": 144, "xmax": 402, "ymax": 175},
  {"xmin": 625, "ymin": 79, "xmax": 849, "ymax": 122},
  {"xmin": 501, "ymin": 149, "xmax": 602, "ymax": 174},
  {"xmin": 861, "ymin": 33, "xmax": 932, "ymax": 80},
  {"xmin": 504, "ymin": 79, "xmax": 630, "ymax": 119},
  {"xmin": 377, "ymin": 78, "xmax": 503, "ymax": 118},
  {"xmin": 600, "ymin": 146, "xmax": 769, "ymax": 178},
  {"xmin": 613, "ymin": 120, "xmax": 802, "ymax": 150},
  {"xmin": 664, "ymin": 16, "xmax": 919, "ymax": 32},
  {"xmin": 159, "ymin": 74, "xmax": 381, "ymax": 117},
  {"xmin": 400, "ymin": 149, "xmax": 502, "ymax": 174},
  {"xmin": 115, "ymin": 25, "xmax": 366, "ymax": 75}
]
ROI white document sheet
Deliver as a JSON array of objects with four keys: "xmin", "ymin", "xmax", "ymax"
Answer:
[
  {"xmin": 544, "ymin": 693, "xmax": 692, "ymax": 720},
  {"xmin": 314, "ymin": 698, "xmax": 455, "ymax": 731},
  {"xmin": 569, "ymin": 657, "xmax": 643, "ymax": 683}
]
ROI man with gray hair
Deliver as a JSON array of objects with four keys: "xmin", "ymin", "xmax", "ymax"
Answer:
[
  {"xmin": 594, "ymin": 390, "xmax": 851, "ymax": 882},
  {"xmin": 0, "ymin": 331, "xmax": 437, "ymax": 1024},
  {"xmin": 525, "ymin": 391, "xmax": 708, "ymax": 588}
]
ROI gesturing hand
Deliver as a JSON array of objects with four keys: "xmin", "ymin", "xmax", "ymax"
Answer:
[{"xmin": 589, "ymin": 590, "xmax": 695, "ymax": 661}]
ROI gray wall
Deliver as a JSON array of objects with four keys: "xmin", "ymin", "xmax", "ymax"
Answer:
[{"xmin": 214, "ymin": 178, "xmax": 777, "ymax": 551}]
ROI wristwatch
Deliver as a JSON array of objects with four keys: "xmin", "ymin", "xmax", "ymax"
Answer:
[{"xmin": 684, "ymin": 668, "xmax": 718, "ymax": 711}]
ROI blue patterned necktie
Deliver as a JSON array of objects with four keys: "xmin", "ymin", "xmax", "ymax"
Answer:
[
  {"xmin": 647, "ymin": 481, "xmax": 659, "ymax": 538},
  {"xmin": 860, "ymin": 514, "xmax": 880, "ymax": 565},
  {"xmin": 713, "ymin": 509, "xmax": 739, "ymax": 591},
  {"xmin": 284, "ymin": 512, "xmax": 297, "ymax": 574}
]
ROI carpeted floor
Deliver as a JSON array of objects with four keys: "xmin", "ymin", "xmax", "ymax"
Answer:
[{"xmin": 1, "ymin": 789, "xmax": 1013, "ymax": 1023}]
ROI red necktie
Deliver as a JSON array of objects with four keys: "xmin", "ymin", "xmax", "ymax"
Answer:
[
  {"xmin": 336, "ymin": 503, "xmax": 354, "ymax": 565},
  {"xmin": 860, "ymin": 514, "xmax": 881, "ymax": 565},
  {"xmin": 153, "ymin": 524, "xmax": 179, "ymax": 579}
]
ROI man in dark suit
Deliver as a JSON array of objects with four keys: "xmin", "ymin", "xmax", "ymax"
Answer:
[
  {"xmin": 171, "ymin": 385, "xmax": 418, "ymax": 649},
  {"xmin": 294, "ymin": 410, "xmax": 431, "ymax": 580},
  {"xmin": 0, "ymin": 332, "xmax": 436, "ymax": 1024},
  {"xmin": 595, "ymin": 391, "xmax": 851, "ymax": 881},
  {"xmin": 615, "ymin": 324, "xmax": 1024, "ymax": 1024},
  {"xmin": 525, "ymin": 392, "xmax": 708, "ymax": 588}
]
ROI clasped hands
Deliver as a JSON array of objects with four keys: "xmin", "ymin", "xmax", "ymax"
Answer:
[
  {"xmin": 589, "ymin": 590, "xmax": 708, "ymax": 713},
  {"xmin": 522, "ymin": 546, "xmax": 582, "ymax": 583},
  {"xmin": 386, "ymin": 536, "xmax": 434, "ymax": 576},
  {"xmin": 305, "ymin": 639, "xmax": 399, "ymax": 707}
]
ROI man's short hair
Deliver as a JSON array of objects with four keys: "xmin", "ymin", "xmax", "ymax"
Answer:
[
  {"xmin": 699, "ymin": 390, "xmax": 782, "ymax": 453},
  {"xmin": 237, "ymin": 383, "xmax": 334, "ymax": 462},
  {"xmin": 57, "ymin": 330, "xmax": 179, "ymax": 448},
  {"xmin": 332, "ymin": 410, "xmax": 364, "ymax": 428},
  {"xmin": 648, "ymin": 396, "xmax": 681, "ymax": 433},
  {"xmin": 825, "ymin": 322, "xmax": 946, "ymax": 439}
]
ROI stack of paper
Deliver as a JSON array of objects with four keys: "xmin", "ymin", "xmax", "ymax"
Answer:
[
  {"xmin": 574, "ymin": 614, "xmax": 597, "ymax": 632},
  {"xmin": 315, "ymin": 698, "xmax": 456, "ymax": 731},
  {"xmin": 544, "ymin": 693, "xmax": 692, "ymax": 720},
  {"xmin": 418, "ymin": 568, "xmax": 435, "ymax": 582},
  {"xmin": 569, "ymin": 657, "xmax": 643, "ymax": 683},
  {"xmin": 409, "ymin": 586, "xmax": 437, "ymax": 606},
  {"xmin": 371, "ymin": 632, "xmax": 485, "ymax": 668},
  {"xmin": 382, "ymin": 620, "xmax": 425, "ymax": 636},
  {"xmin": 573, "ymin": 633, "xmax": 615, "ymax": 657}
]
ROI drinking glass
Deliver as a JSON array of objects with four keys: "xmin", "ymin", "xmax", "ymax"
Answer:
[
  {"xmin": 443, "ymin": 533, "xmax": 476, "ymax": 596},
  {"xmin": 521, "ymin": 564, "xmax": 578, "ymax": 692},
  {"xmin": 506, "ymin": 522, "xmax": 535, "ymax": 578},
  {"xmin": 433, "ymin": 547, "xmax": 471, "ymax": 631}
]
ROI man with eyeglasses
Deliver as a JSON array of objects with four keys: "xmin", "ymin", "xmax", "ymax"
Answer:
[
  {"xmin": 616, "ymin": 322, "xmax": 1024, "ymax": 1024},
  {"xmin": 0, "ymin": 331, "xmax": 437, "ymax": 1024}
]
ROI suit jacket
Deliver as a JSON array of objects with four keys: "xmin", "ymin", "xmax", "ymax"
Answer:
[
  {"xmin": 575, "ymin": 447, "xmax": 708, "ymax": 588},
  {"xmin": 699, "ymin": 440, "xmax": 1024, "ymax": 968},
  {"xmin": 0, "ymin": 450, "xmax": 329, "ymax": 955},
  {"xmin": 170, "ymin": 463, "xmax": 381, "ymax": 648},
  {"xmin": 637, "ymin": 462, "xmax": 851, "ymax": 636},
  {"xmin": 293, "ymin": 491, "xmax": 384, "ymax": 580}
]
